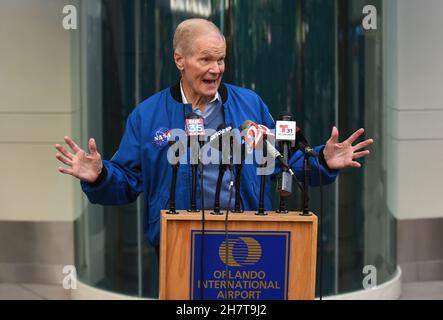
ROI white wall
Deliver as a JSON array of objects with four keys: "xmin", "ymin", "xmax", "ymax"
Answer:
[
  {"xmin": 387, "ymin": 0, "xmax": 443, "ymax": 220},
  {"xmin": 0, "ymin": 0, "xmax": 77, "ymax": 222}
]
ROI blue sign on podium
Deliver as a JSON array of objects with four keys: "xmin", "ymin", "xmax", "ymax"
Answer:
[{"xmin": 190, "ymin": 230, "xmax": 291, "ymax": 300}]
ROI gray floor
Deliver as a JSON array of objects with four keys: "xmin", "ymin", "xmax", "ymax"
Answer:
[
  {"xmin": 399, "ymin": 281, "xmax": 443, "ymax": 300},
  {"xmin": 0, "ymin": 281, "xmax": 442, "ymax": 299},
  {"xmin": 0, "ymin": 283, "xmax": 71, "ymax": 300}
]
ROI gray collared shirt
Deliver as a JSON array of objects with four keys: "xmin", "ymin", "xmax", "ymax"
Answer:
[
  {"xmin": 180, "ymin": 81, "xmax": 234, "ymax": 210},
  {"xmin": 180, "ymin": 81, "xmax": 221, "ymax": 119}
]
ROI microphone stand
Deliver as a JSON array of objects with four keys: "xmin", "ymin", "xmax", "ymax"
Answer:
[
  {"xmin": 232, "ymin": 141, "xmax": 245, "ymax": 213},
  {"xmin": 167, "ymin": 142, "xmax": 180, "ymax": 214},
  {"xmin": 257, "ymin": 136, "xmax": 267, "ymax": 216},
  {"xmin": 211, "ymin": 154, "xmax": 227, "ymax": 216},
  {"xmin": 277, "ymin": 140, "xmax": 291, "ymax": 214},
  {"xmin": 301, "ymin": 150, "xmax": 312, "ymax": 216},
  {"xmin": 188, "ymin": 137, "xmax": 200, "ymax": 213},
  {"xmin": 198, "ymin": 137, "xmax": 206, "ymax": 300},
  {"xmin": 277, "ymin": 193, "xmax": 288, "ymax": 214}
]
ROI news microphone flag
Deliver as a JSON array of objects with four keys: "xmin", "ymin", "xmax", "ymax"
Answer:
[
  {"xmin": 185, "ymin": 117, "xmax": 205, "ymax": 137},
  {"xmin": 241, "ymin": 121, "xmax": 274, "ymax": 150},
  {"xmin": 275, "ymin": 120, "xmax": 296, "ymax": 144}
]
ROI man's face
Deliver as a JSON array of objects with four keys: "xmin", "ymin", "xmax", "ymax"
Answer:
[{"xmin": 178, "ymin": 34, "xmax": 226, "ymax": 99}]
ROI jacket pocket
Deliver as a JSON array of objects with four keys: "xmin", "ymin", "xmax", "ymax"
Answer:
[
  {"xmin": 242, "ymin": 164, "xmax": 259, "ymax": 207},
  {"xmin": 148, "ymin": 190, "xmax": 170, "ymax": 224}
]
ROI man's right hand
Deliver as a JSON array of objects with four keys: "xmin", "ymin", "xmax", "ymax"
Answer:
[{"xmin": 55, "ymin": 136, "xmax": 103, "ymax": 184}]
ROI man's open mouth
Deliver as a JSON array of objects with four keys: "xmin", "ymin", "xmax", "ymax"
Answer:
[{"xmin": 203, "ymin": 79, "xmax": 217, "ymax": 85}]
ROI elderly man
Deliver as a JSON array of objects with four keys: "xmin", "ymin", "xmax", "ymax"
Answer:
[{"xmin": 55, "ymin": 19, "xmax": 373, "ymax": 248}]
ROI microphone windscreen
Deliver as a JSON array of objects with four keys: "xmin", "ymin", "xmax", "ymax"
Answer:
[
  {"xmin": 186, "ymin": 112, "xmax": 200, "ymax": 120},
  {"xmin": 240, "ymin": 120, "xmax": 253, "ymax": 131},
  {"xmin": 278, "ymin": 111, "xmax": 293, "ymax": 121}
]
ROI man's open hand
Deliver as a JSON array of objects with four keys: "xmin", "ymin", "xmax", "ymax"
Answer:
[
  {"xmin": 323, "ymin": 127, "xmax": 374, "ymax": 170},
  {"xmin": 55, "ymin": 136, "xmax": 103, "ymax": 183}
]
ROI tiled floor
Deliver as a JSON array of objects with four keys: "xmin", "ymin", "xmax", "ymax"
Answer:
[
  {"xmin": 0, "ymin": 281, "xmax": 442, "ymax": 300},
  {"xmin": 399, "ymin": 281, "xmax": 443, "ymax": 300},
  {"xmin": 0, "ymin": 283, "xmax": 71, "ymax": 300}
]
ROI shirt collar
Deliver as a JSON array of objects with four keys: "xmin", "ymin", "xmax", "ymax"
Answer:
[{"xmin": 180, "ymin": 81, "xmax": 220, "ymax": 106}]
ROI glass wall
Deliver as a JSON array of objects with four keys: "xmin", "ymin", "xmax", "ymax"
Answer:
[
  {"xmin": 73, "ymin": 0, "xmax": 396, "ymax": 298},
  {"xmin": 336, "ymin": 0, "xmax": 397, "ymax": 293}
]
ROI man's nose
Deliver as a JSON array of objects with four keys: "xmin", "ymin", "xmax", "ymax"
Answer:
[{"xmin": 209, "ymin": 62, "xmax": 222, "ymax": 74}]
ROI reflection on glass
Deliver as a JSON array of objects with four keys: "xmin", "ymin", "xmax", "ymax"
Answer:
[
  {"xmin": 337, "ymin": 0, "xmax": 396, "ymax": 293},
  {"xmin": 170, "ymin": 0, "xmax": 213, "ymax": 17}
]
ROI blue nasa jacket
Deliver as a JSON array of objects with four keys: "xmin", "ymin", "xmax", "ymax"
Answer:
[{"xmin": 81, "ymin": 82, "xmax": 339, "ymax": 246}]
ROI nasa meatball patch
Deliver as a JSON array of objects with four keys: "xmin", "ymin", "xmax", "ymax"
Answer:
[{"xmin": 152, "ymin": 127, "xmax": 171, "ymax": 149}]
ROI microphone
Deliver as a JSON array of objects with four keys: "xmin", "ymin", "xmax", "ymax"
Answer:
[
  {"xmin": 167, "ymin": 137, "xmax": 183, "ymax": 215},
  {"xmin": 209, "ymin": 124, "xmax": 233, "ymax": 165},
  {"xmin": 276, "ymin": 112, "xmax": 296, "ymax": 198},
  {"xmin": 185, "ymin": 112, "xmax": 205, "ymax": 212},
  {"xmin": 209, "ymin": 124, "xmax": 231, "ymax": 215},
  {"xmin": 185, "ymin": 112, "xmax": 207, "ymax": 300},
  {"xmin": 185, "ymin": 112, "xmax": 206, "ymax": 148},
  {"xmin": 288, "ymin": 124, "xmax": 317, "ymax": 216},
  {"xmin": 209, "ymin": 125, "xmax": 233, "ymax": 146},
  {"xmin": 295, "ymin": 127, "xmax": 318, "ymax": 157},
  {"xmin": 185, "ymin": 112, "xmax": 206, "ymax": 163},
  {"xmin": 240, "ymin": 120, "xmax": 295, "ymax": 176}
]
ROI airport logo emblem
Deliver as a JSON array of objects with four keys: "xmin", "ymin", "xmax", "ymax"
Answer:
[
  {"xmin": 219, "ymin": 237, "xmax": 262, "ymax": 267},
  {"xmin": 190, "ymin": 231, "xmax": 290, "ymax": 300}
]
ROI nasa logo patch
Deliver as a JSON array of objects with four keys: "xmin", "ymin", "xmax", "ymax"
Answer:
[{"xmin": 152, "ymin": 127, "xmax": 171, "ymax": 149}]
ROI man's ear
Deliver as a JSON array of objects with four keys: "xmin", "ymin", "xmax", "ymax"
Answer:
[{"xmin": 174, "ymin": 52, "xmax": 185, "ymax": 71}]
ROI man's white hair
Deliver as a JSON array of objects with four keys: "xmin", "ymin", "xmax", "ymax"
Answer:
[{"xmin": 173, "ymin": 18, "xmax": 225, "ymax": 56}]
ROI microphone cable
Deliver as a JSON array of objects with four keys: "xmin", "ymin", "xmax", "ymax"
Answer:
[
  {"xmin": 223, "ymin": 137, "xmax": 235, "ymax": 301},
  {"xmin": 184, "ymin": 109, "xmax": 207, "ymax": 300},
  {"xmin": 199, "ymin": 144, "xmax": 206, "ymax": 301},
  {"xmin": 314, "ymin": 156, "xmax": 324, "ymax": 301},
  {"xmin": 290, "ymin": 154, "xmax": 324, "ymax": 300}
]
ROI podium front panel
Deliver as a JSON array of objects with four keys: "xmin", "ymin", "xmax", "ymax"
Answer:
[{"xmin": 159, "ymin": 211, "xmax": 317, "ymax": 300}]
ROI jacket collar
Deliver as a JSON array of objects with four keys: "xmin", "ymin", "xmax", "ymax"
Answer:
[{"xmin": 170, "ymin": 80, "xmax": 228, "ymax": 104}]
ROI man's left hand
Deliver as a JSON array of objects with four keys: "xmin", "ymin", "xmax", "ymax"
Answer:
[{"xmin": 323, "ymin": 127, "xmax": 374, "ymax": 170}]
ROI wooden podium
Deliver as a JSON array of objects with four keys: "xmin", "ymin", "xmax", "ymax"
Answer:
[{"xmin": 159, "ymin": 210, "xmax": 318, "ymax": 300}]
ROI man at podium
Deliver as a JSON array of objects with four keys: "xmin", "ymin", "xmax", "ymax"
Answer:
[{"xmin": 55, "ymin": 18, "xmax": 373, "ymax": 253}]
